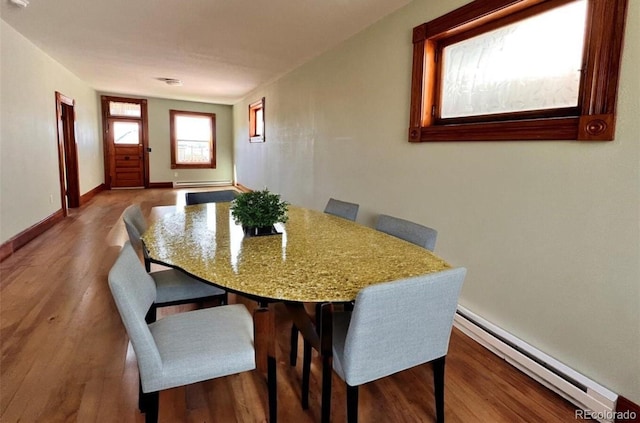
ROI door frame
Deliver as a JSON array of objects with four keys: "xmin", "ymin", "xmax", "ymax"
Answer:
[
  {"xmin": 55, "ymin": 91, "xmax": 80, "ymax": 215},
  {"xmin": 101, "ymin": 96, "xmax": 149, "ymax": 189}
]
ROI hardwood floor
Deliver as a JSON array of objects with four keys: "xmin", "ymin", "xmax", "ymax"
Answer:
[{"xmin": 0, "ymin": 188, "xmax": 589, "ymax": 422}]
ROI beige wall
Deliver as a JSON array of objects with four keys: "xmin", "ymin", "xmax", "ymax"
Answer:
[
  {"xmin": 233, "ymin": 0, "xmax": 640, "ymax": 403},
  {"xmin": 98, "ymin": 94, "xmax": 233, "ymax": 186},
  {"xmin": 0, "ymin": 18, "xmax": 234, "ymax": 246},
  {"xmin": 148, "ymin": 98, "xmax": 233, "ymax": 185},
  {"xmin": 0, "ymin": 21, "xmax": 234, "ymax": 244},
  {"xmin": 1, "ymin": 20, "xmax": 102, "ymax": 243}
]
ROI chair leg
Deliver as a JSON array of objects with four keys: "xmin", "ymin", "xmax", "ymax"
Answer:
[
  {"xmin": 290, "ymin": 324, "xmax": 299, "ymax": 366},
  {"xmin": 301, "ymin": 340, "xmax": 312, "ymax": 409},
  {"xmin": 142, "ymin": 391, "xmax": 159, "ymax": 423},
  {"xmin": 268, "ymin": 355, "xmax": 278, "ymax": 423},
  {"xmin": 321, "ymin": 354, "xmax": 332, "ymax": 423},
  {"xmin": 138, "ymin": 376, "xmax": 146, "ymax": 412},
  {"xmin": 319, "ymin": 302, "xmax": 333, "ymax": 423},
  {"xmin": 145, "ymin": 304, "xmax": 157, "ymax": 324},
  {"xmin": 346, "ymin": 384, "xmax": 359, "ymax": 423},
  {"xmin": 433, "ymin": 356, "xmax": 446, "ymax": 423},
  {"xmin": 144, "ymin": 256, "xmax": 151, "ymax": 272}
]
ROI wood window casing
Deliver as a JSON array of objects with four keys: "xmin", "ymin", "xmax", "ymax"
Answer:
[
  {"xmin": 408, "ymin": 0, "xmax": 628, "ymax": 142},
  {"xmin": 170, "ymin": 110, "xmax": 216, "ymax": 169},
  {"xmin": 249, "ymin": 98, "xmax": 265, "ymax": 143}
]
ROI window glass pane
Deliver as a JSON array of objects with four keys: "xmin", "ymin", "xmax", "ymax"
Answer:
[
  {"xmin": 113, "ymin": 121, "xmax": 140, "ymax": 144},
  {"xmin": 109, "ymin": 101, "xmax": 141, "ymax": 117},
  {"xmin": 255, "ymin": 108, "xmax": 264, "ymax": 136},
  {"xmin": 177, "ymin": 140, "xmax": 210, "ymax": 163},
  {"xmin": 441, "ymin": 0, "xmax": 587, "ymax": 118},
  {"xmin": 176, "ymin": 116, "xmax": 211, "ymax": 141},
  {"xmin": 176, "ymin": 115, "xmax": 211, "ymax": 164}
]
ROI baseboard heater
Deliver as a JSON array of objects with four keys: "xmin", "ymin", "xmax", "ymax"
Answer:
[
  {"xmin": 172, "ymin": 180, "xmax": 232, "ymax": 188},
  {"xmin": 453, "ymin": 306, "xmax": 617, "ymax": 423}
]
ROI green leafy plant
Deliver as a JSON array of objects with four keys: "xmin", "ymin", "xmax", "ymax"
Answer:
[{"xmin": 231, "ymin": 189, "xmax": 289, "ymax": 229}]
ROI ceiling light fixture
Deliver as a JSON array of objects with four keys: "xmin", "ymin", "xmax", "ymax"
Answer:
[
  {"xmin": 157, "ymin": 77, "xmax": 183, "ymax": 87},
  {"xmin": 9, "ymin": 0, "xmax": 29, "ymax": 7}
]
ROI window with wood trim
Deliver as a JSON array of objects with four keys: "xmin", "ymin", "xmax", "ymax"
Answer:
[
  {"xmin": 170, "ymin": 110, "xmax": 216, "ymax": 169},
  {"xmin": 249, "ymin": 97, "xmax": 265, "ymax": 143},
  {"xmin": 408, "ymin": 0, "xmax": 628, "ymax": 142}
]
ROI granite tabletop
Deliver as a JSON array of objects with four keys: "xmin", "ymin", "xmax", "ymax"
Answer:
[{"xmin": 142, "ymin": 203, "xmax": 451, "ymax": 302}]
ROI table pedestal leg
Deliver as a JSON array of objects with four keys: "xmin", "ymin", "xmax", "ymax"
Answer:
[{"xmin": 254, "ymin": 302, "xmax": 277, "ymax": 422}]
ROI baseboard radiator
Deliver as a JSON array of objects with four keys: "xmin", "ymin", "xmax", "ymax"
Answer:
[
  {"xmin": 454, "ymin": 306, "xmax": 617, "ymax": 423},
  {"xmin": 172, "ymin": 180, "xmax": 232, "ymax": 188}
]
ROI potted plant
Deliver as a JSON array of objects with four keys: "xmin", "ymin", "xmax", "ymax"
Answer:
[{"xmin": 230, "ymin": 189, "xmax": 289, "ymax": 236}]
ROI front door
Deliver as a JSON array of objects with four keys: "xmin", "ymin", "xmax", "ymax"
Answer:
[
  {"xmin": 101, "ymin": 96, "xmax": 148, "ymax": 189},
  {"xmin": 107, "ymin": 119, "xmax": 144, "ymax": 187}
]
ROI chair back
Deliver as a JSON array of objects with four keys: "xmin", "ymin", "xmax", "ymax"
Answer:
[
  {"xmin": 341, "ymin": 267, "xmax": 466, "ymax": 386},
  {"xmin": 375, "ymin": 214, "xmax": 438, "ymax": 251},
  {"xmin": 108, "ymin": 242, "xmax": 162, "ymax": 381},
  {"xmin": 324, "ymin": 198, "xmax": 359, "ymax": 221},
  {"xmin": 122, "ymin": 204, "xmax": 147, "ymax": 249},
  {"xmin": 185, "ymin": 190, "xmax": 238, "ymax": 205}
]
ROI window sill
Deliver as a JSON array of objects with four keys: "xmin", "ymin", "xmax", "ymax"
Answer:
[
  {"xmin": 409, "ymin": 114, "xmax": 615, "ymax": 142},
  {"xmin": 171, "ymin": 163, "xmax": 216, "ymax": 169}
]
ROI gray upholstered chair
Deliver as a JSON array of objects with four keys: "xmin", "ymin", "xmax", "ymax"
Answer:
[
  {"xmin": 375, "ymin": 214, "xmax": 438, "ymax": 251},
  {"xmin": 323, "ymin": 198, "xmax": 359, "ymax": 221},
  {"xmin": 289, "ymin": 197, "xmax": 361, "ymax": 366},
  {"xmin": 302, "ymin": 268, "xmax": 466, "ymax": 423},
  {"xmin": 185, "ymin": 189, "xmax": 238, "ymax": 205},
  {"xmin": 122, "ymin": 204, "xmax": 153, "ymax": 271},
  {"xmin": 122, "ymin": 204, "xmax": 227, "ymax": 322},
  {"xmin": 108, "ymin": 242, "xmax": 274, "ymax": 423}
]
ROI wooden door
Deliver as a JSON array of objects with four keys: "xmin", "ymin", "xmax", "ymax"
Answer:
[
  {"xmin": 107, "ymin": 119, "xmax": 144, "ymax": 188},
  {"xmin": 55, "ymin": 91, "xmax": 80, "ymax": 214},
  {"xmin": 61, "ymin": 103, "xmax": 80, "ymax": 207},
  {"xmin": 101, "ymin": 96, "xmax": 148, "ymax": 189}
]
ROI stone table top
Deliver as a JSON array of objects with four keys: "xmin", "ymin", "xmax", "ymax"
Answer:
[{"xmin": 142, "ymin": 203, "xmax": 451, "ymax": 302}]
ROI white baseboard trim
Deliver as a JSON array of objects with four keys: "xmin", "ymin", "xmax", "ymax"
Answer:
[{"xmin": 454, "ymin": 306, "xmax": 617, "ymax": 423}]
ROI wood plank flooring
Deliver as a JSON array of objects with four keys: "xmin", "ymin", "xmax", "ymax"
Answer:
[{"xmin": 0, "ymin": 188, "xmax": 590, "ymax": 422}]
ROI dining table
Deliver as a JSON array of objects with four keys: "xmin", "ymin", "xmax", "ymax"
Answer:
[{"xmin": 141, "ymin": 202, "xmax": 451, "ymax": 422}]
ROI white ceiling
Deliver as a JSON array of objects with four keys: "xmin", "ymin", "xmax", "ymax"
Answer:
[{"xmin": 1, "ymin": 0, "xmax": 411, "ymax": 104}]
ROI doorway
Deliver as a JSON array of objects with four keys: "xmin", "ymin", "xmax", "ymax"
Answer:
[
  {"xmin": 101, "ymin": 96, "xmax": 149, "ymax": 189},
  {"xmin": 55, "ymin": 92, "xmax": 80, "ymax": 215}
]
